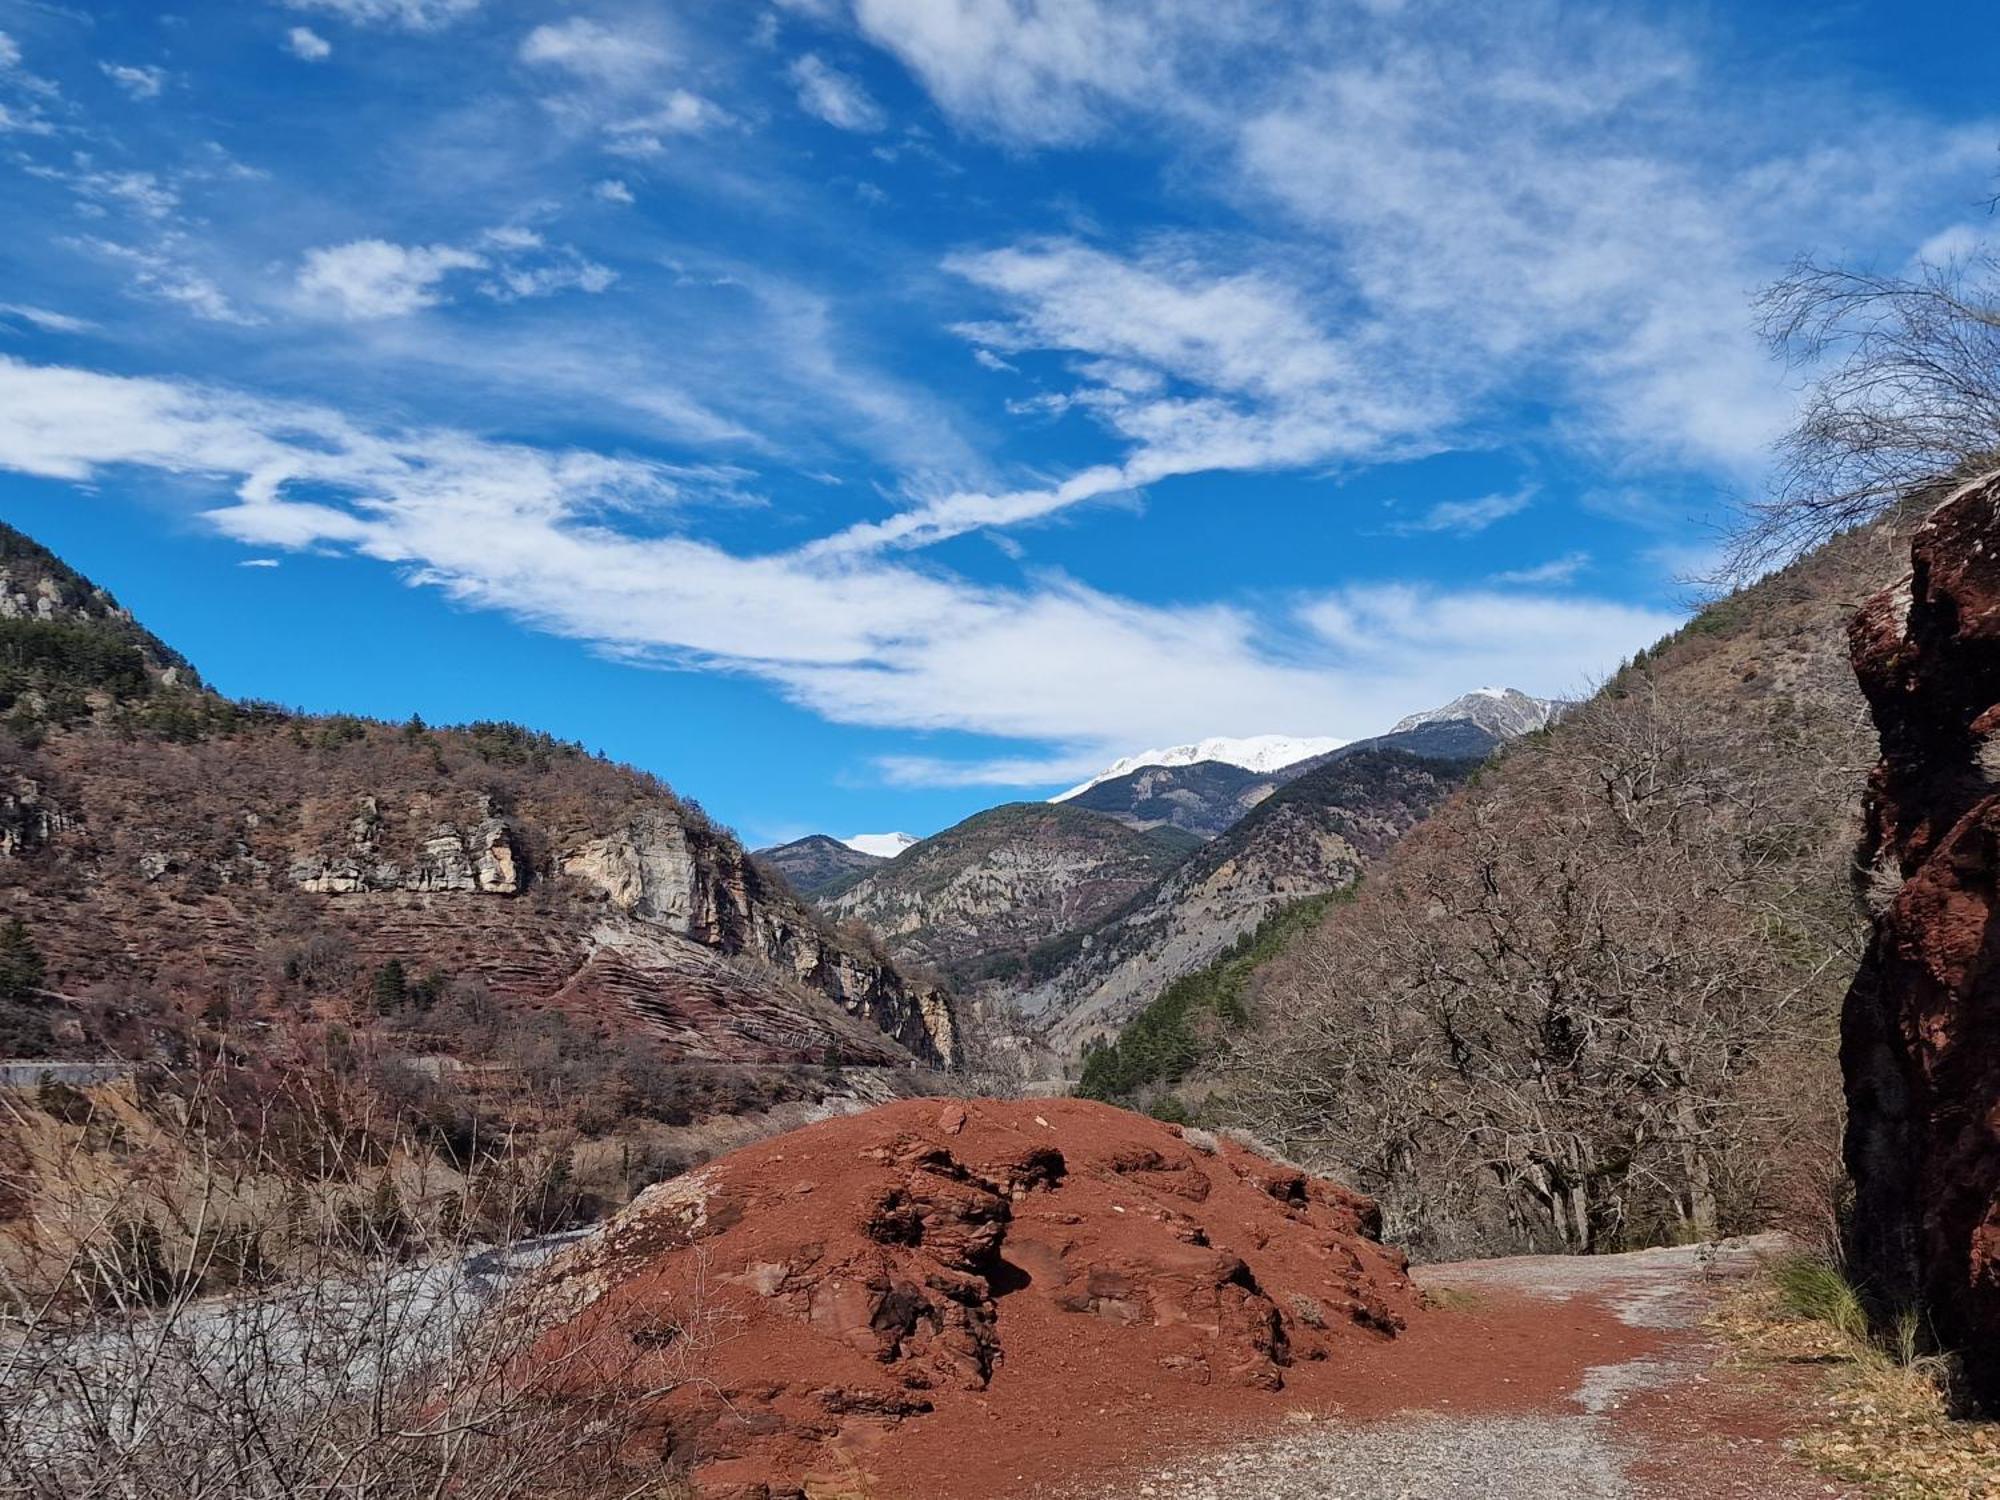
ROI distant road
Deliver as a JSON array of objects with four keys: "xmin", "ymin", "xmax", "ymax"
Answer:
[{"xmin": 0, "ymin": 1060, "xmax": 131, "ymax": 1089}]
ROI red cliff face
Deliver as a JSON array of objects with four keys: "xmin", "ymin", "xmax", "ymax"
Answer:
[{"xmin": 1843, "ymin": 469, "xmax": 2000, "ymax": 1408}]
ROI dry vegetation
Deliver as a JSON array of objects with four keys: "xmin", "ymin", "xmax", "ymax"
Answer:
[
  {"xmin": 0, "ymin": 1053, "xmax": 712, "ymax": 1499},
  {"xmin": 1227, "ymin": 527, "xmax": 1900, "ymax": 1260},
  {"xmin": 1716, "ymin": 1257, "xmax": 2000, "ymax": 1498}
]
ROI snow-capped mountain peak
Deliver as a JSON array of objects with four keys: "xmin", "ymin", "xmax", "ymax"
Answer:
[
  {"xmin": 843, "ymin": 831, "xmax": 919, "ymax": 859},
  {"xmin": 1390, "ymin": 687, "xmax": 1563, "ymax": 739},
  {"xmin": 1052, "ymin": 734, "xmax": 1347, "ymax": 803}
]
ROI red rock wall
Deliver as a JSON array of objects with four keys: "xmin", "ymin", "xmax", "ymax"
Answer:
[{"xmin": 1843, "ymin": 469, "xmax": 2000, "ymax": 1408}]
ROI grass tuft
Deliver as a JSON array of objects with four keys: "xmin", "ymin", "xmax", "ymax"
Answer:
[
  {"xmin": 1769, "ymin": 1252, "xmax": 1869, "ymax": 1342},
  {"xmin": 1713, "ymin": 1254, "xmax": 2000, "ymax": 1498}
]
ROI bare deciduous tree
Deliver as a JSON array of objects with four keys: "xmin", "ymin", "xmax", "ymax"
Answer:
[
  {"xmin": 1736, "ymin": 247, "xmax": 2000, "ymax": 575},
  {"xmin": 1232, "ymin": 672, "xmax": 1869, "ymax": 1261}
]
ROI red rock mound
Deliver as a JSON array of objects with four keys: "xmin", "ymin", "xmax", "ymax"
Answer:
[
  {"xmin": 1844, "ymin": 468, "xmax": 2000, "ymax": 1411},
  {"xmin": 527, "ymin": 1096, "xmax": 1413, "ymax": 1497}
]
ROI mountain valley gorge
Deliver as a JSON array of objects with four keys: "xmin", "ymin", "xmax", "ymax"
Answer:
[{"xmin": 9, "ymin": 488, "xmax": 2000, "ymax": 1499}]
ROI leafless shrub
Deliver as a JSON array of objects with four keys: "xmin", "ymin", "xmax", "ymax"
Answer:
[
  {"xmin": 0, "ymin": 1052, "xmax": 701, "ymax": 1499},
  {"xmin": 1232, "ymin": 676, "xmax": 1870, "ymax": 1260},
  {"xmin": 1178, "ymin": 1126, "xmax": 1220, "ymax": 1156},
  {"xmin": 947, "ymin": 997, "xmax": 1043, "ymax": 1099}
]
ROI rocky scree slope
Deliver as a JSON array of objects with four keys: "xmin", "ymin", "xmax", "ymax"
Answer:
[
  {"xmin": 1021, "ymin": 749, "xmax": 1476, "ymax": 1055},
  {"xmin": 1841, "ymin": 468, "xmax": 2000, "ymax": 1411},
  {"xmin": 752, "ymin": 833, "xmax": 888, "ymax": 900},
  {"xmin": 823, "ymin": 802, "xmax": 1198, "ymax": 990},
  {"xmin": 0, "ymin": 522, "xmax": 955, "ymax": 1069},
  {"xmin": 525, "ymin": 1096, "xmax": 1411, "ymax": 1499}
]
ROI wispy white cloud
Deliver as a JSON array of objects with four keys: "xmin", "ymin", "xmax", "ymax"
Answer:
[
  {"xmin": 845, "ymin": 0, "xmax": 1204, "ymax": 146},
  {"xmin": 296, "ymin": 239, "xmax": 487, "ymax": 320},
  {"xmin": 283, "ymin": 0, "xmax": 481, "ymax": 30},
  {"xmin": 519, "ymin": 17, "xmax": 668, "ymax": 90},
  {"xmin": 0, "ymin": 303, "xmax": 96, "ymax": 334},
  {"xmin": 49, "ymin": 167, "xmax": 181, "ymax": 220},
  {"xmin": 70, "ymin": 238, "xmax": 259, "ymax": 325},
  {"xmin": 816, "ymin": 237, "xmax": 1437, "ymax": 552},
  {"xmin": 593, "ymin": 178, "xmax": 635, "ymax": 205},
  {"xmin": 789, "ymin": 53, "xmax": 885, "ymax": 131},
  {"xmin": 1391, "ymin": 486, "xmax": 1534, "ymax": 536},
  {"xmin": 0, "ymin": 357, "xmax": 1681, "ymax": 778},
  {"xmin": 519, "ymin": 17, "xmax": 731, "ymax": 155},
  {"xmin": 295, "ymin": 232, "xmax": 615, "ymax": 320},
  {"xmin": 0, "ymin": 103, "xmax": 52, "ymax": 135},
  {"xmin": 99, "ymin": 62, "xmax": 166, "ymax": 100},
  {"xmin": 833, "ymin": 0, "xmax": 1995, "ymax": 524},
  {"xmin": 602, "ymin": 92, "xmax": 731, "ymax": 154},
  {"xmin": 1491, "ymin": 552, "xmax": 1590, "ymax": 586},
  {"xmin": 285, "ymin": 26, "xmax": 333, "ymax": 60}
]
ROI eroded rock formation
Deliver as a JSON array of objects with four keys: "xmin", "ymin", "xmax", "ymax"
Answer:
[
  {"xmin": 526, "ymin": 1097, "xmax": 1411, "ymax": 1498},
  {"xmin": 1844, "ymin": 468, "xmax": 2000, "ymax": 1407}
]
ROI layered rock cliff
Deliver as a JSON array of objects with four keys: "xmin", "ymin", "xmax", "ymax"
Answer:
[
  {"xmin": 1843, "ymin": 468, "xmax": 2000, "ymax": 1406},
  {"xmin": 0, "ymin": 522, "xmax": 955, "ymax": 1070}
]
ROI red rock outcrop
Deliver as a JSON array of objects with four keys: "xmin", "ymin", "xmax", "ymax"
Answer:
[
  {"xmin": 524, "ymin": 1097, "xmax": 1413, "ymax": 1497},
  {"xmin": 1843, "ymin": 468, "xmax": 2000, "ymax": 1408}
]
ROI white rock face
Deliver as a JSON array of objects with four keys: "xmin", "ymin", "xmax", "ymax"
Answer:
[
  {"xmin": 561, "ymin": 814, "xmax": 702, "ymax": 930},
  {"xmin": 290, "ymin": 801, "xmax": 525, "ymax": 897},
  {"xmin": 1053, "ymin": 735, "xmax": 1348, "ymax": 802}
]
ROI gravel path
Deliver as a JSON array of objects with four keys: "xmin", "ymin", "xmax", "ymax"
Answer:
[{"xmin": 1075, "ymin": 1238, "xmax": 1851, "ymax": 1500}]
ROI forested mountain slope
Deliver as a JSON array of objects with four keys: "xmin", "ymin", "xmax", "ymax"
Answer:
[
  {"xmin": 1021, "ymin": 749, "xmax": 1475, "ymax": 1054},
  {"xmin": 753, "ymin": 833, "xmax": 888, "ymax": 899}
]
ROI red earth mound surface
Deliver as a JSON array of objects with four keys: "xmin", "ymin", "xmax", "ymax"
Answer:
[{"xmin": 526, "ymin": 1096, "xmax": 1415, "ymax": 1498}]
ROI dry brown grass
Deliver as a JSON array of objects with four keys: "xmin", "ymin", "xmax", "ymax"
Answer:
[{"xmin": 1714, "ymin": 1270, "xmax": 2000, "ymax": 1498}]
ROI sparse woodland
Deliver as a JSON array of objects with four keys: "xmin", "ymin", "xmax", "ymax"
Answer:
[
  {"xmin": 1230, "ymin": 535, "xmax": 1893, "ymax": 1259},
  {"xmin": 1232, "ymin": 246, "xmax": 2000, "ymax": 1266}
]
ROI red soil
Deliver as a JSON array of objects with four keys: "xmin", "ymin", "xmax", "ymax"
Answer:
[{"xmin": 525, "ymin": 1097, "xmax": 1428, "ymax": 1498}]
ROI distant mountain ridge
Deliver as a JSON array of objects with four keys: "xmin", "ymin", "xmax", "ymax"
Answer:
[
  {"xmin": 1054, "ymin": 734, "xmax": 1346, "ymax": 801},
  {"xmin": 1060, "ymin": 689, "xmax": 1561, "ymax": 841},
  {"xmin": 753, "ymin": 834, "xmax": 889, "ymax": 900},
  {"xmin": 1020, "ymin": 748, "xmax": 1479, "ymax": 1054},
  {"xmin": 1390, "ymin": 686, "xmax": 1565, "ymax": 738},
  {"xmin": 822, "ymin": 802, "xmax": 1200, "ymax": 989}
]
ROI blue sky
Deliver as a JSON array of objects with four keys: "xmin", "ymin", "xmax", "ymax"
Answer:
[{"xmin": 0, "ymin": 0, "xmax": 1992, "ymax": 845}]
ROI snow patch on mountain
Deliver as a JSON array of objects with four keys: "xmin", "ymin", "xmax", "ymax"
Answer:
[
  {"xmin": 1390, "ymin": 687, "xmax": 1563, "ymax": 738},
  {"xmin": 1052, "ymin": 735, "xmax": 1347, "ymax": 803},
  {"xmin": 844, "ymin": 832, "xmax": 919, "ymax": 858}
]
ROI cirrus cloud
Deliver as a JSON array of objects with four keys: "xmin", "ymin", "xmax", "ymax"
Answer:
[{"xmin": 0, "ymin": 356, "xmax": 1680, "ymax": 783}]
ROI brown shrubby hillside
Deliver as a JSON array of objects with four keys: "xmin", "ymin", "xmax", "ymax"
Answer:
[
  {"xmin": 1229, "ymin": 524, "xmax": 1906, "ymax": 1260},
  {"xmin": 0, "ymin": 521, "xmax": 962, "ymax": 1281}
]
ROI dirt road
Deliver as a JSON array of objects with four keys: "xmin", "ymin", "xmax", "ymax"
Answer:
[{"xmin": 1058, "ymin": 1239, "xmax": 1851, "ymax": 1500}]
